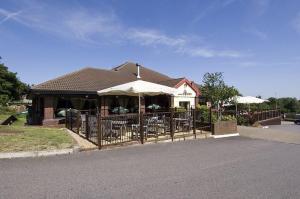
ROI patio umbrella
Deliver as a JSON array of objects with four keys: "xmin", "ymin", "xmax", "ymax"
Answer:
[
  {"xmin": 229, "ymin": 96, "xmax": 269, "ymax": 112},
  {"xmin": 234, "ymin": 96, "xmax": 268, "ymax": 104},
  {"xmin": 147, "ymin": 104, "xmax": 161, "ymax": 110},
  {"xmin": 97, "ymin": 80, "xmax": 176, "ymax": 115},
  {"xmin": 111, "ymin": 106, "xmax": 129, "ymax": 114}
]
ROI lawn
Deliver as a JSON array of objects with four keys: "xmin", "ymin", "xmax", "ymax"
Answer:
[
  {"xmin": 0, "ymin": 114, "xmax": 75, "ymax": 152},
  {"xmin": 0, "ymin": 108, "xmax": 15, "ymax": 123}
]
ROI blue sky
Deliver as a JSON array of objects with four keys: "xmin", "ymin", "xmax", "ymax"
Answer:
[{"xmin": 0, "ymin": 0, "xmax": 299, "ymax": 99}]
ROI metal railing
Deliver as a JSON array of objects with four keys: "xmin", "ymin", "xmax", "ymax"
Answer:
[{"xmin": 66, "ymin": 108, "xmax": 213, "ymax": 149}]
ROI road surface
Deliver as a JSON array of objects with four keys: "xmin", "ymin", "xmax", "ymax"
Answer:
[{"xmin": 1, "ymin": 133, "xmax": 300, "ymax": 198}]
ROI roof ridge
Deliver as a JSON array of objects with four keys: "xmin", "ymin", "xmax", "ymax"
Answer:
[
  {"xmin": 158, "ymin": 77, "xmax": 184, "ymax": 83},
  {"xmin": 111, "ymin": 62, "xmax": 171, "ymax": 79},
  {"xmin": 32, "ymin": 67, "xmax": 99, "ymax": 89},
  {"xmin": 111, "ymin": 61, "xmax": 133, "ymax": 71}
]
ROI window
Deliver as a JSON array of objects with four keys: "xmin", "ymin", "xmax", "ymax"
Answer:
[{"xmin": 179, "ymin": 101, "xmax": 190, "ymax": 109}]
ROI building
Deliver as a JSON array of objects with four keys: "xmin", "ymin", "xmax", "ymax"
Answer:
[{"xmin": 29, "ymin": 62, "xmax": 200, "ymax": 125}]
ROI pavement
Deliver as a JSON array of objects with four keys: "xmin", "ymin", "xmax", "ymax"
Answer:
[
  {"xmin": 66, "ymin": 129, "xmax": 98, "ymax": 151},
  {"xmin": 239, "ymin": 122, "xmax": 300, "ymax": 144},
  {"xmin": 1, "ymin": 131, "xmax": 300, "ymax": 198}
]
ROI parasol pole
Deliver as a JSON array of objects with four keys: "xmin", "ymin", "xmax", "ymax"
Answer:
[{"xmin": 138, "ymin": 92, "xmax": 141, "ymax": 126}]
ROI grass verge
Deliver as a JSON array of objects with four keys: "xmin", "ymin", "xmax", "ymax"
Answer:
[{"xmin": 0, "ymin": 125, "xmax": 75, "ymax": 153}]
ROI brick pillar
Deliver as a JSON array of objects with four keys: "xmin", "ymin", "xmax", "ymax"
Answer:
[
  {"xmin": 44, "ymin": 96, "xmax": 54, "ymax": 120},
  {"xmin": 100, "ymin": 97, "xmax": 109, "ymax": 116}
]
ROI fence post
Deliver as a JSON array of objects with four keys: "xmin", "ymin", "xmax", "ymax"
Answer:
[
  {"xmin": 170, "ymin": 108, "xmax": 174, "ymax": 141},
  {"xmin": 70, "ymin": 110, "xmax": 73, "ymax": 130},
  {"xmin": 65, "ymin": 109, "xmax": 68, "ymax": 128},
  {"xmin": 86, "ymin": 111, "xmax": 89, "ymax": 139},
  {"xmin": 193, "ymin": 108, "xmax": 196, "ymax": 139},
  {"xmin": 76, "ymin": 111, "xmax": 80, "ymax": 134},
  {"xmin": 97, "ymin": 113, "xmax": 102, "ymax": 150},
  {"xmin": 140, "ymin": 112, "xmax": 144, "ymax": 144}
]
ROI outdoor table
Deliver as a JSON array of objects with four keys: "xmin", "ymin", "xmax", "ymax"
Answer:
[{"xmin": 173, "ymin": 118, "xmax": 188, "ymax": 131}]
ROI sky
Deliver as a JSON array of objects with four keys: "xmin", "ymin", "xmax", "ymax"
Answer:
[{"xmin": 0, "ymin": 0, "xmax": 300, "ymax": 99}]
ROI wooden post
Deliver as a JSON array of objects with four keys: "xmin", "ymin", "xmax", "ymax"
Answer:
[
  {"xmin": 193, "ymin": 108, "xmax": 196, "ymax": 139},
  {"xmin": 140, "ymin": 112, "xmax": 144, "ymax": 144},
  {"xmin": 97, "ymin": 113, "xmax": 102, "ymax": 150},
  {"xmin": 170, "ymin": 108, "xmax": 174, "ymax": 141}
]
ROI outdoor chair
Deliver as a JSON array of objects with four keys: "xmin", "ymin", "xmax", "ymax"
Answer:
[
  {"xmin": 144, "ymin": 116, "xmax": 166, "ymax": 139},
  {"xmin": 101, "ymin": 120, "xmax": 125, "ymax": 142},
  {"xmin": 182, "ymin": 115, "xmax": 192, "ymax": 132}
]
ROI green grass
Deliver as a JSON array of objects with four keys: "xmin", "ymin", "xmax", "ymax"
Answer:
[
  {"xmin": 0, "ymin": 125, "xmax": 75, "ymax": 152},
  {"xmin": 0, "ymin": 114, "xmax": 11, "ymax": 122},
  {"xmin": 0, "ymin": 107, "xmax": 16, "ymax": 123},
  {"xmin": 12, "ymin": 114, "xmax": 27, "ymax": 126},
  {"xmin": 0, "ymin": 111, "xmax": 27, "ymax": 126}
]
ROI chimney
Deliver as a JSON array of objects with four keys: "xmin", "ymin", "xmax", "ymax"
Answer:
[{"xmin": 136, "ymin": 63, "xmax": 141, "ymax": 79}]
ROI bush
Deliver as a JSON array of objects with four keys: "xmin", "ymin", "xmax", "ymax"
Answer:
[
  {"xmin": 0, "ymin": 105, "xmax": 15, "ymax": 114},
  {"xmin": 196, "ymin": 105, "xmax": 218, "ymax": 123},
  {"xmin": 237, "ymin": 115, "xmax": 250, "ymax": 126},
  {"xmin": 0, "ymin": 95, "xmax": 9, "ymax": 106},
  {"xmin": 221, "ymin": 115, "xmax": 236, "ymax": 121}
]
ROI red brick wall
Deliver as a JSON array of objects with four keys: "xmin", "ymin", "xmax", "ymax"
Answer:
[
  {"xmin": 100, "ymin": 97, "xmax": 109, "ymax": 116},
  {"xmin": 43, "ymin": 96, "xmax": 54, "ymax": 120},
  {"xmin": 212, "ymin": 121, "xmax": 237, "ymax": 135}
]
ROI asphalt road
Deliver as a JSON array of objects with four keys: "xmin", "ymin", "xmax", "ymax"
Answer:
[
  {"xmin": 270, "ymin": 122, "xmax": 300, "ymax": 133},
  {"xmin": 239, "ymin": 122, "xmax": 300, "ymax": 144},
  {"xmin": 1, "ymin": 137, "xmax": 300, "ymax": 199}
]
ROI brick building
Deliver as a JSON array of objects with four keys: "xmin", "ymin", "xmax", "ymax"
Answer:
[{"xmin": 30, "ymin": 62, "xmax": 200, "ymax": 125}]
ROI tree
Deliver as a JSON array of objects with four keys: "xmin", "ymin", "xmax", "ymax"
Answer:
[
  {"xmin": 277, "ymin": 98, "xmax": 300, "ymax": 113},
  {"xmin": 200, "ymin": 72, "xmax": 239, "ymax": 108},
  {"xmin": 267, "ymin": 97, "xmax": 300, "ymax": 113},
  {"xmin": 0, "ymin": 60, "xmax": 29, "ymax": 106},
  {"xmin": 200, "ymin": 72, "xmax": 239, "ymax": 120}
]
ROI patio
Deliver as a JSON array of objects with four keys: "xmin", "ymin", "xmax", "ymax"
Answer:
[{"xmin": 66, "ymin": 108, "xmax": 212, "ymax": 148}]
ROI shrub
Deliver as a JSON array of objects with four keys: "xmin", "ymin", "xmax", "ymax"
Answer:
[
  {"xmin": 0, "ymin": 95, "xmax": 9, "ymax": 106},
  {"xmin": 237, "ymin": 115, "xmax": 250, "ymax": 126},
  {"xmin": 196, "ymin": 105, "xmax": 218, "ymax": 123},
  {"xmin": 221, "ymin": 115, "xmax": 236, "ymax": 121}
]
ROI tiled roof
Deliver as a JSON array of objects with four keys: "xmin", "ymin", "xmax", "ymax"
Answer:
[
  {"xmin": 158, "ymin": 78, "xmax": 185, "ymax": 87},
  {"xmin": 31, "ymin": 62, "xmax": 173, "ymax": 93}
]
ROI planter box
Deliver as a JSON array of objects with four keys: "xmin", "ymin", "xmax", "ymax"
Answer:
[{"xmin": 212, "ymin": 121, "xmax": 237, "ymax": 135}]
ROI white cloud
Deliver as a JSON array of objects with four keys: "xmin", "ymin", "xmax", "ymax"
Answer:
[
  {"xmin": 64, "ymin": 12, "xmax": 121, "ymax": 42},
  {"xmin": 127, "ymin": 29, "xmax": 187, "ymax": 47},
  {"xmin": 126, "ymin": 29, "xmax": 243, "ymax": 58},
  {"xmin": 0, "ymin": 8, "xmax": 22, "ymax": 24},
  {"xmin": 0, "ymin": 3, "xmax": 244, "ymax": 59},
  {"xmin": 180, "ymin": 48, "xmax": 242, "ymax": 58},
  {"xmin": 244, "ymin": 28, "xmax": 268, "ymax": 40},
  {"xmin": 235, "ymin": 60, "xmax": 300, "ymax": 69}
]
